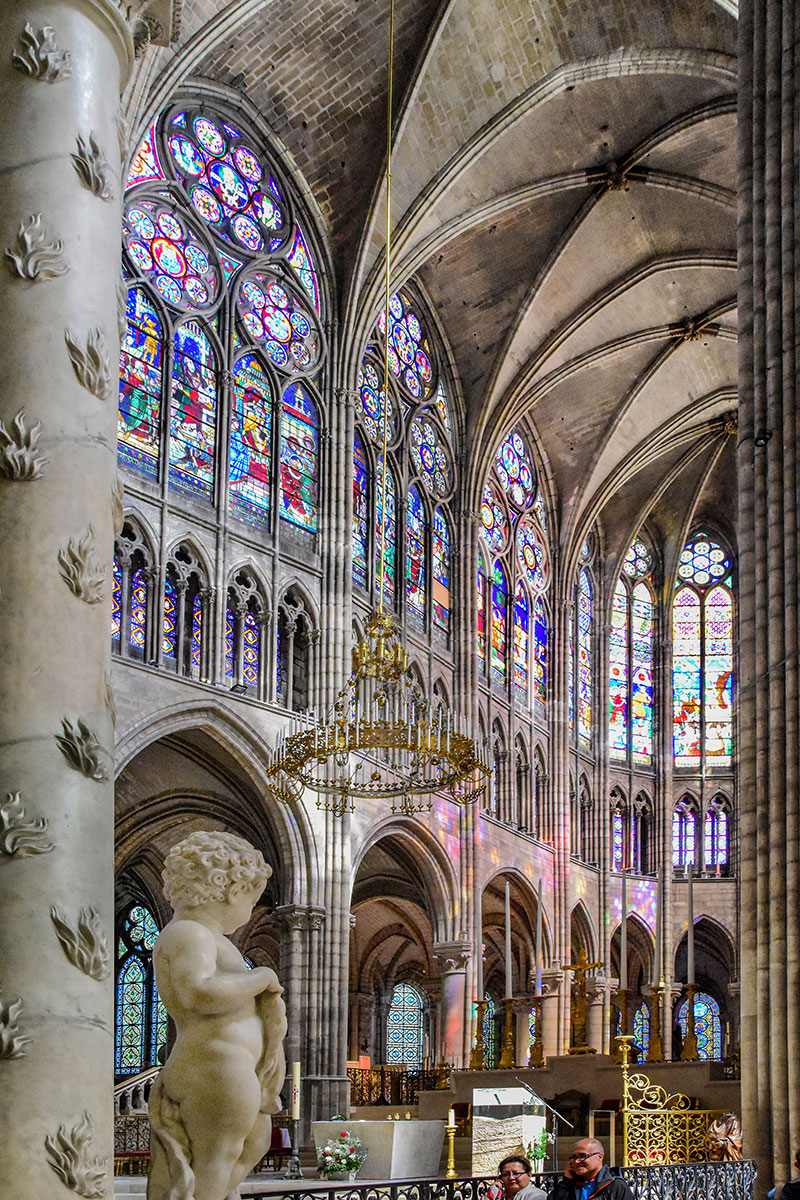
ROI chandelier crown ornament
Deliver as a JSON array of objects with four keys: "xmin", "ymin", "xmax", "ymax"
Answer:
[{"xmin": 265, "ymin": 0, "xmax": 490, "ymax": 818}]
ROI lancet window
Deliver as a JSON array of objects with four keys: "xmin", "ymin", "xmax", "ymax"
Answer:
[
  {"xmin": 672, "ymin": 532, "xmax": 734, "ymax": 767},
  {"xmin": 678, "ymin": 991, "xmax": 721, "ymax": 1060},
  {"xmin": 633, "ymin": 1001, "xmax": 650, "ymax": 1058},
  {"xmin": 120, "ymin": 103, "xmax": 326, "ymax": 537},
  {"xmin": 476, "ymin": 427, "xmax": 550, "ymax": 716},
  {"xmin": 224, "ymin": 568, "xmax": 268, "ymax": 697},
  {"xmin": 112, "ymin": 519, "xmax": 155, "ymax": 660},
  {"xmin": 162, "ymin": 543, "xmax": 209, "ymax": 678},
  {"xmin": 115, "ymin": 902, "xmax": 166, "ymax": 1076},
  {"xmin": 352, "ymin": 292, "xmax": 455, "ymax": 638},
  {"xmin": 609, "ymin": 538, "xmax": 654, "ymax": 764},
  {"xmin": 672, "ymin": 796, "xmax": 698, "ymax": 868},
  {"xmin": 385, "ymin": 982, "xmax": 425, "ymax": 1067},
  {"xmin": 703, "ymin": 795, "xmax": 731, "ymax": 873},
  {"xmin": 276, "ymin": 589, "xmax": 316, "ymax": 711}
]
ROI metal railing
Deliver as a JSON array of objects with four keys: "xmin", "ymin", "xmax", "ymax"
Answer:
[
  {"xmin": 348, "ymin": 1066, "xmax": 442, "ymax": 1106},
  {"xmin": 245, "ymin": 1162, "xmax": 757, "ymax": 1200}
]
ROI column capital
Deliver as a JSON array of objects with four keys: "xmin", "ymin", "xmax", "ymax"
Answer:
[{"xmin": 432, "ymin": 940, "xmax": 471, "ymax": 972}]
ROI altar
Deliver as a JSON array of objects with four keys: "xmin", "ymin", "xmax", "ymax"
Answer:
[{"xmin": 311, "ymin": 1120, "xmax": 446, "ymax": 1180}]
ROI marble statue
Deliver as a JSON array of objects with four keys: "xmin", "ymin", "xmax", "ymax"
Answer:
[
  {"xmin": 147, "ymin": 831, "xmax": 287, "ymax": 1200},
  {"xmin": 704, "ymin": 1113, "xmax": 743, "ymax": 1161}
]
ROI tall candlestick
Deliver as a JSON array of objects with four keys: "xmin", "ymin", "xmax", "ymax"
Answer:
[
  {"xmin": 504, "ymin": 881, "xmax": 513, "ymax": 998},
  {"xmin": 476, "ymin": 919, "xmax": 483, "ymax": 999},
  {"xmin": 291, "ymin": 1060, "xmax": 301, "ymax": 1120},
  {"xmin": 534, "ymin": 877, "xmax": 543, "ymax": 996},
  {"xmin": 620, "ymin": 871, "xmax": 627, "ymax": 991},
  {"xmin": 687, "ymin": 862, "xmax": 695, "ymax": 985}
]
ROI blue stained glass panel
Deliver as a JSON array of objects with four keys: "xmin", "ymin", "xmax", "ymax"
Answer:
[
  {"xmin": 482, "ymin": 996, "xmax": 499, "ymax": 1068},
  {"xmin": 118, "ymin": 288, "xmax": 163, "ymax": 479},
  {"xmin": 162, "ymin": 577, "xmax": 177, "ymax": 658},
  {"xmin": 112, "ymin": 559, "xmax": 122, "ymax": 642},
  {"xmin": 533, "ymin": 597, "xmax": 547, "ymax": 713},
  {"xmin": 243, "ymin": 610, "xmax": 260, "ymax": 686},
  {"xmin": 385, "ymin": 982, "xmax": 424, "ymax": 1067},
  {"xmin": 115, "ymin": 957, "xmax": 146, "ymax": 1074},
  {"xmin": 191, "ymin": 593, "xmax": 202, "ymax": 671},
  {"xmin": 288, "ymin": 227, "xmax": 321, "ymax": 313},
  {"xmin": 375, "ymin": 456, "xmax": 396, "ymax": 605},
  {"xmin": 229, "ymin": 353, "xmax": 272, "ymax": 529},
  {"xmin": 130, "ymin": 568, "xmax": 147, "ymax": 652},
  {"xmin": 353, "ymin": 431, "xmax": 369, "ymax": 588},
  {"xmin": 280, "ymin": 382, "xmax": 318, "ymax": 532},
  {"xmin": 495, "ymin": 429, "xmax": 534, "ymax": 508},
  {"xmin": 481, "ymin": 483, "xmax": 507, "ymax": 550},
  {"xmin": 169, "ymin": 321, "xmax": 217, "ymax": 498},
  {"xmin": 611, "ymin": 808, "xmax": 624, "ymax": 871},
  {"xmin": 406, "ymin": 485, "xmax": 426, "ymax": 622},
  {"xmin": 678, "ymin": 992, "xmax": 721, "ymax": 1061},
  {"xmin": 633, "ymin": 1002, "xmax": 650, "ymax": 1058},
  {"xmin": 224, "ymin": 603, "xmax": 235, "ymax": 678},
  {"xmin": 513, "ymin": 582, "xmax": 529, "ymax": 703},
  {"xmin": 491, "ymin": 562, "xmax": 508, "ymax": 687},
  {"xmin": 432, "ymin": 510, "xmax": 450, "ymax": 631}
]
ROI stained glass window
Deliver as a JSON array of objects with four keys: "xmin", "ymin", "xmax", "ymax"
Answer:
[
  {"xmin": 672, "ymin": 533, "xmax": 733, "ymax": 767},
  {"xmin": 482, "ymin": 995, "xmax": 499, "ymax": 1068},
  {"xmin": 481, "ymin": 483, "xmax": 507, "ymax": 550},
  {"xmin": 115, "ymin": 903, "xmax": 166, "ymax": 1075},
  {"xmin": 407, "ymin": 485, "xmax": 426, "ymax": 622},
  {"xmin": 704, "ymin": 798, "xmax": 729, "ymax": 867},
  {"xmin": 577, "ymin": 569, "xmax": 593, "ymax": 748},
  {"xmin": 169, "ymin": 321, "xmax": 218, "ymax": 498},
  {"xmin": 672, "ymin": 800, "xmax": 697, "ymax": 867},
  {"xmin": 191, "ymin": 592, "xmax": 202, "ymax": 672},
  {"xmin": 385, "ymin": 982, "xmax": 424, "ymax": 1067},
  {"xmin": 624, "ymin": 539, "xmax": 653, "ymax": 578},
  {"xmin": 229, "ymin": 353, "xmax": 272, "ymax": 528},
  {"xmin": 433, "ymin": 377, "xmax": 451, "ymax": 434},
  {"xmin": 533, "ymin": 598, "xmax": 548, "ymax": 714},
  {"xmin": 410, "ymin": 416, "xmax": 451, "ymax": 497},
  {"xmin": 631, "ymin": 583, "xmax": 654, "ymax": 763},
  {"xmin": 513, "ymin": 583, "xmax": 529, "ymax": 704},
  {"xmin": 162, "ymin": 577, "xmax": 177, "ymax": 658},
  {"xmin": 678, "ymin": 992, "xmax": 721, "ymax": 1060},
  {"xmin": 353, "ymin": 431, "xmax": 369, "ymax": 588},
  {"xmin": 568, "ymin": 605, "xmax": 575, "ymax": 732},
  {"xmin": 236, "ymin": 272, "xmax": 323, "ymax": 378},
  {"xmin": 243, "ymin": 610, "xmax": 260, "ymax": 686},
  {"xmin": 529, "ymin": 1003, "xmax": 539, "ymax": 1053},
  {"xmin": 357, "ymin": 359, "xmax": 395, "ymax": 444},
  {"xmin": 280, "ymin": 381, "xmax": 318, "ymax": 532},
  {"xmin": 112, "ymin": 559, "xmax": 122, "ymax": 642},
  {"xmin": 287, "ymin": 226, "xmax": 321, "ymax": 312},
  {"xmin": 119, "ymin": 288, "xmax": 163, "ymax": 479},
  {"xmin": 609, "ymin": 580, "xmax": 628, "ymax": 759},
  {"xmin": 491, "ymin": 562, "xmax": 508, "ymax": 687},
  {"xmin": 379, "ymin": 292, "xmax": 435, "ymax": 401},
  {"xmin": 633, "ymin": 1001, "xmax": 650, "ymax": 1057},
  {"xmin": 130, "ymin": 568, "xmax": 147, "ymax": 653},
  {"xmin": 517, "ymin": 518, "xmax": 547, "ymax": 593},
  {"xmin": 122, "ymin": 199, "xmax": 221, "ymax": 313},
  {"xmin": 224, "ymin": 602, "xmax": 235, "ymax": 677},
  {"xmin": 375, "ymin": 456, "xmax": 396, "ymax": 606},
  {"xmin": 477, "ymin": 555, "xmax": 487, "ymax": 670},
  {"xmin": 611, "ymin": 805, "xmax": 625, "ymax": 871},
  {"xmin": 495, "ymin": 430, "xmax": 535, "ymax": 507},
  {"xmin": 432, "ymin": 510, "xmax": 450, "ymax": 632}
]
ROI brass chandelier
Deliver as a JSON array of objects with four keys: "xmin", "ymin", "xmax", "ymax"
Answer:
[{"xmin": 266, "ymin": 0, "xmax": 490, "ymax": 817}]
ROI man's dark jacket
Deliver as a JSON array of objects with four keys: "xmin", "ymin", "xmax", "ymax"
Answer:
[{"xmin": 550, "ymin": 1164, "xmax": 634, "ymax": 1200}]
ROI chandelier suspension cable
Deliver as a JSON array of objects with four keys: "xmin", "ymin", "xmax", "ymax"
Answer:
[{"xmin": 377, "ymin": 0, "xmax": 395, "ymax": 616}]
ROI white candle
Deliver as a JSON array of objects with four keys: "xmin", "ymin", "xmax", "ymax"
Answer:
[
  {"xmin": 534, "ymin": 877, "xmax": 543, "ymax": 996},
  {"xmin": 654, "ymin": 869, "xmax": 662, "ymax": 983},
  {"xmin": 687, "ymin": 862, "xmax": 695, "ymax": 985},
  {"xmin": 291, "ymin": 1060, "xmax": 301, "ymax": 1120},
  {"xmin": 504, "ymin": 880, "xmax": 513, "ymax": 998},
  {"xmin": 620, "ymin": 871, "xmax": 627, "ymax": 991},
  {"xmin": 476, "ymin": 920, "xmax": 483, "ymax": 999},
  {"xmin": 448, "ymin": 1107, "xmax": 455, "ymax": 1126}
]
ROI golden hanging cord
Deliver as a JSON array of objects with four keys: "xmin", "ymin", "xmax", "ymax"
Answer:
[{"xmin": 377, "ymin": 0, "xmax": 395, "ymax": 615}]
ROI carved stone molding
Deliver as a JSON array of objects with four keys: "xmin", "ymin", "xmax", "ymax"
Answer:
[
  {"xmin": 432, "ymin": 940, "xmax": 471, "ymax": 973},
  {"xmin": 56, "ymin": 717, "xmax": 110, "ymax": 781},
  {"xmin": 64, "ymin": 328, "xmax": 111, "ymax": 400},
  {"xmin": 5, "ymin": 214, "xmax": 68, "ymax": 280},
  {"xmin": 0, "ymin": 410, "xmax": 48, "ymax": 480},
  {"xmin": 0, "ymin": 792, "xmax": 54, "ymax": 858},
  {"xmin": 50, "ymin": 906, "xmax": 110, "ymax": 981},
  {"xmin": 116, "ymin": 273, "xmax": 128, "ymax": 341},
  {"xmin": 72, "ymin": 134, "xmax": 114, "ymax": 201},
  {"xmin": 0, "ymin": 993, "xmax": 31, "ymax": 1059},
  {"xmin": 11, "ymin": 23, "xmax": 72, "ymax": 82},
  {"xmin": 58, "ymin": 527, "xmax": 106, "ymax": 604},
  {"xmin": 44, "ymin": 1111, "xmax": 107, "ymax": 1198},
  {"xmin": 104, "ymin": 672, "xmax": 117, "ymax": 727},
  {"xmin": 111, "ymin": 474, "xmax": 124, "ymax": 536}
]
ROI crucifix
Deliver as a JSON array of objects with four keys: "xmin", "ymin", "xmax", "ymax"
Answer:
[{"xmin": 564, "ymin": 948, "xmax": 604, "ymax": 1054}]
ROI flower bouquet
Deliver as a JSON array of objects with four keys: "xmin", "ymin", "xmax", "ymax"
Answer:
[{"xmin": 317, "ymin": 1130, "xmax": 368, "ymax": 1180}]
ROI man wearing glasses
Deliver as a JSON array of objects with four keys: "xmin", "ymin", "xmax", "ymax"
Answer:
[
  {"xmin": 550, "ymin": 1139, "xmax": 634, "ymax": 1200},
  {"xmin": 495, "ymin": 1155, "xmax": 546, "ymax": 1200}
]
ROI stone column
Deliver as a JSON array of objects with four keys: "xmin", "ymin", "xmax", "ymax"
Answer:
[
  {"xmin": 273, "ymin": 905, "xmax": 306, "ymax": 1070},
  {"xmin": 433, "ymin": 941, "xmax": 470, "ymax": 1066},
  {"xmin": 0, "ymin": 3, "xmax": 133, "ymax": 1195},
  {"xmin": 514, "ymin": 996, "xmax": 533, "ymax": 1066},
  {"xmin": 540, "ymin": 968, "xmax": 562, "ymax": 1059},
  {"xmin": 586, "ymin": 977, "xmax": 607, "ymax": 1054},
  {"xmin": 738, "ymin": 0, "xmax": 800, "ymax": 1183}
]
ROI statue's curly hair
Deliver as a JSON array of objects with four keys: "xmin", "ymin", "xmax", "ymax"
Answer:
[{"xmin": 162, "ymin": 830, "xmax": 271, "ymax": 909}]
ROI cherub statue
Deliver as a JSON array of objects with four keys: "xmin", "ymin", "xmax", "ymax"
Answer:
[{"xmin": 147, "ymin": 831, "xmax": 287, "ymax": 1200}]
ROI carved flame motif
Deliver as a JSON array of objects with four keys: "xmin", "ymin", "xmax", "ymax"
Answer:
[
  {"xmin": 0, "ymin": 410, "xmax": 48, "ymax": 480},
  {"xmin": 44, "ymin": 1112, "xmax": 107, "ymax": 1198},
  {"xmin": 5, "ymin": 214, "xmax": 68, "ymax": 280},
  {"xmin": 57, "ymin": 527, "xmax": 106, "ymax": 604},
  {"xmin": 50, "ymin": 906, "xmax": 110, "ymax": 981},
  {"xmin": 56, "ymin": 717, "xmax": 110, "ymax": 781},
  {"xmin": 111, "ymin": 474, "xmax": 124, "ymax": 536},
  {"xmin": 0, "ymin": 993, "xmax": 31, "ymax": 1059},
  {"xmin": 11, "ymin": 23, "xmax": 72, "ymax": 82},
  {"xmin": 64, "ymin": 328, "xmax": 111, "ymax": 400},
  {"xmin": 0, "ymin": 792, "xmax": 54, "ymax": 857},
  {"xmin": 71, "ymin": 133, "xmax": 114, "ymax": 201}
]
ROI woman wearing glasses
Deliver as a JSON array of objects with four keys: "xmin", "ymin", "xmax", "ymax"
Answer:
[
  {"xmin": 494, "ymin": 1155, "xmax": 546, "ymax": 1200},
  {"xmin": 550, "ymin": 1139, "xmax": 634, "ymax": 1200}
]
